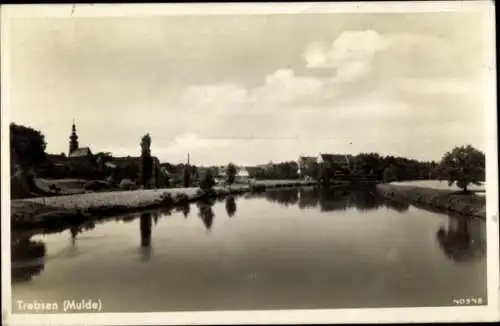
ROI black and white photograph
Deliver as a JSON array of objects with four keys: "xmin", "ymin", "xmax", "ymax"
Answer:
[{"xmin": 1, "ymin": 2, "xmax": 498, "ymax": 325}]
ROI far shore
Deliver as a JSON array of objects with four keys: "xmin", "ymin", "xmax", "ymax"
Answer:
[
  {"xmin": 11, "ymin": 180, "xmax": 320, "ymax": 230},
  {"xmin": 11, "ymin": 178, "xmax": 486, "ymax": 231},
  {"xmin": 377, "ymin": 183, "xmax": 486, "ymax": 219}
]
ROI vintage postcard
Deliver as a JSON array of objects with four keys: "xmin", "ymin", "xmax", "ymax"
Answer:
[{"xmin": 1, "ymin": 2, "xmax": 498, "ymax": 325}]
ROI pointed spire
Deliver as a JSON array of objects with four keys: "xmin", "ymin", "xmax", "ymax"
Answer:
[{"xmin": 69, "ymin": 119, "xmax": 79, "ymax": 156}]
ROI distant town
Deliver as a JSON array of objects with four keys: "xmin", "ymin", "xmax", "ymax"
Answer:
[{"xmin": 11, "ymin": 120, "xmax": 468, "ymax": 198}]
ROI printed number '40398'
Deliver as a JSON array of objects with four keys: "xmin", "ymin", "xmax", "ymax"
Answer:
[{"xmin": 453, "ymin": 297, "xmax": 484, "ymax": 305}]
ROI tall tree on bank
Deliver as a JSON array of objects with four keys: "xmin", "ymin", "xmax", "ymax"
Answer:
[
  {"xmin": 10, "ymin": 123, "xmax": 47, "ymax": 172},
  {"xmin": 226, "ymin": 163, "xmax": 237, "ymax": 187},
  {"xmin": 139, "ymin": 133, "xmax": 153, "ymax": 189},
  {"xmin": 200, "ymin": 169, "xmax": 216, "ymax": 191},
  {"xmin": 183, "ymin": 153, "xmax": 191, "ymax": 188},
  {"xmin": 438, "ymin": 145, "xmax": 485, "ymax": 192},
  {"xmin": 10, "ymin": 123, "xmax": 48, "ymax": 198}
]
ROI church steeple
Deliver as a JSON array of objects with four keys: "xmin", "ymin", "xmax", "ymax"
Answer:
[{"xmin": 69, "ymin": 120, "xmax": 79, "ymax": 156}]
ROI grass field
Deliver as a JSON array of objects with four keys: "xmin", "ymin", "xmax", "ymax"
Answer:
[{"xmin": 390, "ymin": 180, "xmax": 486, "ymax": 195}]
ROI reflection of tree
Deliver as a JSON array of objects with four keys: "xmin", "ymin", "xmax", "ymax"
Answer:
[
  {"xmin": 437, "ymin": 216, "xmax": 486, "ymax": 262},
  {"xmin": 318, "ymin": 188, "xmax": 351, "ymax": 212},
  {"xmin": 176, "ymin": 203, "xmax": 190, "ymax": 218},
  {"xmin": 382, "ymin": 198, "xmax": 410, "ymax": 213},
  {"xmin": 140, "ymin": 213, "xmax": 152, "ymax": 261},
  {"xmin": 265, "ymin": 188, "xmax": 299, "ymax": 207},
  {"xmin": 298, "ymin": 188, "xmax": 319, "ymax": 209},
  {"xmin": 296, "ymin": 187, "xmax": 387, "ymax": 212},
  {"xmin": 197, "ymin": 201, "xmax": 215, "ymax": 230},
  {"xmin": 70, "ymin": 226, "xmax": 80, "ymax": 241},
  {"xmin": 69, "ymin": 221, "xmax": 96, "ymax": 245},
  {"xmin": 152, "ymin": 213, "xmax": 159, "ymax": 225},
  {"xmin": 225, "ymin": 196, "xmax": 237, "ymax": 217},
  {"xmin": 121, "ymin": 214, "xmax": 137, "ymax": 223},
  {"xmin": 140, "ymin": 213, "xmax": 152, "ymax": 248},
  {"xmin": 350, "ymin": 187, "xmax": 384, "ymax": 212},
  {"xmin": 11, "ymin": 236, "xmax": 46, "ymax": 283}
]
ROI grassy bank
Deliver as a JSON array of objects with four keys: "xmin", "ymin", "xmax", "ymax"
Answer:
[
  {"xmin": 11, "ymin": 180, "xmax": 317, "ymax": 230},
  {"xmin": 377, "ymin": 183, "xmax": 486, "ymax": 219}
]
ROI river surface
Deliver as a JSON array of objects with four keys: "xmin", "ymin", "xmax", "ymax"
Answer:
[{"xmin": 11, "ymin": 186, "xmax": 487, "ymax": 312}]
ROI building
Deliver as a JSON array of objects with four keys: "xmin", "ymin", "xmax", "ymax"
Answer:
[
  {"xmin": 235, "ymin": 167, "xmax": 250, "ymax": 183},
  {"xmin": 110, "ymin": 156, "xmax": 166, "ymax": 188},
  {"xmin": 317, "ymin": 153, "xmax": 353, "ymax": 180},
  {"xmin": 69, "ymin": 147, "xmax": 93, "ymax": 159},
  {"xmin": 297, "ymin": 156, "xmax": 317, "ymax": 179},
  {"xmin": 68, "ymin": 121, "xmax": 94, "ymax": 159},
  {"xmin": 68, "ymin": 121, "xmax": 95, "ymax": 161}
]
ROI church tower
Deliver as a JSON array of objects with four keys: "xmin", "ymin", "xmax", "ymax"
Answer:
[{"xmin": 69, "ymin": 120, "xmax": 79, "ymax": 156}]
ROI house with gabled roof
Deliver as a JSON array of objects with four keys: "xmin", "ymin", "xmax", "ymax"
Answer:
[
  {"xmin": 317, "ymin": 153, "xmax": 351, "ymax": 169},
  {"xmin": 297, "ymin": 156, "xmax": 318, "ymax": 179},
  {"xmin": 69, "ymin": 147, "xmax": 93, "ymax": 159},
  {"xmin": 316, "ymin": 153, "xmax": 353, "ymax": 179}
]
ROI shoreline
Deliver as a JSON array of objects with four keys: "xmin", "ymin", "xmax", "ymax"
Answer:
[
  {"xmin": 11, "ymin": 180, "xmax": 320, "ymax": 230},
  {"xmin": 376, "ymin": 183, "xmax": 486, "ymax": 219}
]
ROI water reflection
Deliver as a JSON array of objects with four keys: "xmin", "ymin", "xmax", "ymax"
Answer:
[
  {"xmin": 197, "ymin": 199, "xmax": 216, "ymax": 231},
  {"xmin": 225, "ymin": 196, "xmax": 237, "ymax": 218},
  {"xmin": 437, "ymin": 216, "xmax": 486, "ymax": 262},
  {"xmin": 264, "ymin": 188, "xmax": 299, "ymax": 207},
  {"xmin": 176, "ymin": 202, "xmax": 190, "ymax": 218},
  {"xmin": 382, "ymin": 198, "xmax": 410, "ymax": 213},
  {"xmin": 140, "ymin": 213, "xmax": 152, "ymax": 248},
  {"xmin": 269, "ymin": 186, "xmax": 411, "ymax": 214},
  {"xmin": 318, "ymin": 188, "xmax": 352, "ymax": 212},
  {"xmin": 298, "ymin": 187, "xmax": 319, "ymax": 209},
  {"xmin": 140, "ymin": 213, "xmax": 153, "ymax": 261},
  {"xmin": 11, "ymin": 236, "xmax": 46, "ymax": 283},
  {"xmin": 69, "ymin": 221, "xmax": 96, "ymax": 250},
  {"xmin": 273, "ymin": 187, "xmax": 388, "ymax": 212}
]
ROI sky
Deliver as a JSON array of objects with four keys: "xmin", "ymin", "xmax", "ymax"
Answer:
[{"xmin": 7, "ymin": 10, "xmax": 489, "ymax": 166}]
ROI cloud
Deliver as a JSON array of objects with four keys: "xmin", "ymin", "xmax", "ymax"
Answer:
[
  {"xmin": 303, "ymin": 30, "xmax": 391, "ymax": 81},
  {"xmin": 158, "ymin": 133, "xmax": 228, "ymax": 156},
  {"xmin": 9, "ymin": 15, "xmax": 485, "ymax": 165},
  {"xmin": 394, "ymin": 77, "xmax": 481, "ymax": 96},
  {"xmin": 336, "ymin": 90, "xmax": 412, "ymax": 120},
  {"xmin": 176, "ymin": 83, "xmax": 251, "ymax": 115},
  {"xmin": 251, "ymin": 69, "xmax": 326, "ymax": 104}
]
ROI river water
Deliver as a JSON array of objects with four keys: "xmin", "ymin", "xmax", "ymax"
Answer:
[{"xmin": 11, "ymin": 186, "xmax": 487, "ymax": 312}]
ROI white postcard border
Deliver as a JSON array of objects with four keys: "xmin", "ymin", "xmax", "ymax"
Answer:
[{"xmin": 1, "ymin": 2, "xmax": 498, "ymax": 325}]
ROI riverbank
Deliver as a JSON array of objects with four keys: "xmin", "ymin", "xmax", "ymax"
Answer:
[
  {"xmin": 376, "ymin": 183, "xmax": 486, "ymax": 219},
  {"xmin": 11, "ymin": 180, "xmax": 317, "ymax": 230}
]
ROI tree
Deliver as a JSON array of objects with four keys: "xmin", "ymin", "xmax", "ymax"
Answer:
[
  {"xmin": 10, "ymin": 123, "xmax": 47, "ymax": 172},
  {"xmin": 200, "ymin": 169, "xmax": 216, "ymax": 191},
  {"xmin": 226, "ymin": 163, "xmax": 237, "ymax": 187},
  {"xmin": 438, "ymin": 145, "xmax": 485, "ymax": 192},
  {"xmin": 183, "ymin": 166, "xmax": 191, "ymax": 188},
  {"xmin": 139, "ymin": 133, "xmax": 153, "ymax": 188},
  {"xmin": 383, "ymin": 164, "xmax": 398, "ymax": 182}
]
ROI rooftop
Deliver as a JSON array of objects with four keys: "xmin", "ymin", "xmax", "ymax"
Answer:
[{"xmin": 69, "ymin": 147, "xmax": 92, "ymax": 158}]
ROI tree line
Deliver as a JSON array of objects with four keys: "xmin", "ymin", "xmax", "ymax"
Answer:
[{"xmin": 10, "ymin": 123, "xmax": 486, "ymax": 195}]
